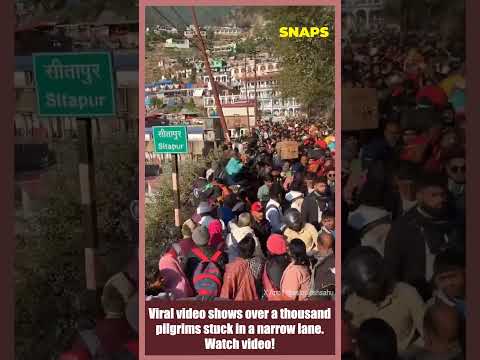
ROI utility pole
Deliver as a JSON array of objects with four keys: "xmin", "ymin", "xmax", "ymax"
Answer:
[
  {"xmin": 190, "ymin": 7, "xmax": 230, "ymax": 143},
  {"xmin": 244, "ymin": 56, "xmax": 251, "ymax": 135}
]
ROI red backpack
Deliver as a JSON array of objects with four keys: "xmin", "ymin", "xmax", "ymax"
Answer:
[{"xmin": 191, "ymin": 248, "xmax": 223, "ymax": 297}]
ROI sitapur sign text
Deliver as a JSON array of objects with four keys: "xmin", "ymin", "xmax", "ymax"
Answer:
[
  {"xmin": 152, "ymin": 126, "xmax": 189, "ymax": 154},
  {"xmin": 33, "ymin": 52, "xmax": 116, "ymax": 117}
]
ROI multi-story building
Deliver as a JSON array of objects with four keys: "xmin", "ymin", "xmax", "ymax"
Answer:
[
  {"xmin": 164, "ymin": 38, "xmax": 190, "ymax": 49},
  {"xmin": 203, "ymin": 75, "xmax": 302, "ymax": 119},
  {"xmin": 202, "ymin": 72, "xmax": 232, "ymax": 87},
  {"xmin": 210, "ymin": 26, "xmax": 244, "ymax": 37},
  {"xmin": 342, "ymin": 0, "xmax": 385, "ymax": 30},
  {"xmin": 148, "ymin": 25, "xmax": 178, "ymax": 34},
  {"xmin": 203, "ymin": 94, "xmax": 244, "ymax": 111},
  {"xmin": 239, "ymin": 76, "xmax": 302, "ymax": 118},
  {"xmin": 184, "ymin": 25, "xmax": 207, "ymax": 39},
  {"xmin": 230, "ymin": 60, "xmax": 280, "ymax": 80},
  {"xmin": 55, "ymin": 19, "xmax": 139, "ymax": 50},
  {"xmin": 211, "ymin": 58, "xmax": 227, "ymax": 72},
  {"xmin": 211, "ymin": 42, "xmax": 237, "ymax": 54},
  {"xmin": 173, "ymin": 68, "xmax": 193, "ymax": 80}
]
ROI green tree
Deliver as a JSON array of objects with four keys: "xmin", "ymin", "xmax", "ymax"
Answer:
[
  {"xmin": 262, "ymin": 7, "xmax": 334, "ymax": 119},
  {"xmin": 185, "ymin": 99, "xmax": 197, "ymax": 112},
  {"xmin": 145, "ymin": 150, "xmax": 222, "ymax": 276},
  {"xmin": 15, "ymin": 136, "xmax": 138, "ymax": 358},
  {"xmin": 236, "ymin": 38, "xmax": 257, "ymax": 55}
]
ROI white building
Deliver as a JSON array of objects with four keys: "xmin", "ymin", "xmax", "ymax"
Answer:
[
  {"xmin": 164, "ymin": 38, "xmax": 190, "ymax": 49},
  {"xmin": 152, "ymin": 25, "xmax": 178, "ymax": 34},
  {"xmin": 230, "ymin": 60, "xmax": 280, "ymax": 80},
  {"xmin": 202, "ymin": 72, "xmax": 232, "ymax": 87},
  {"xmin": 203, "ymin": 75, "xmax": 302, "ymax": 120},
  {"xmin": 239, "ymin": 76, "xmax": 302, "ymax": 118},
  {"xmin": 342, "ymin": 0, "xmax": 385, "ymax": 30},
  {"xmin": 203, "ymin": 94, "xmax": 244, "ymax": 111},
  {"xmin": 211, "ymin": 42, "xmax": 237, "ymax": 54},
  {"xmin": 184, "ymin": 25, "xmax": 207, "ymax": 39},
  {"xmin": 173, "ymin": 68, "xmax": 193, "ymax": 80},
  {"xmin": 207, "ymin": 26, "xmax": 244, "ymax": 36}
]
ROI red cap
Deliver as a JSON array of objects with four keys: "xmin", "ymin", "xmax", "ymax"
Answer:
[
  {"xmin": 267, "ymin": 234, "xmax": 288, "ymax": 255},
  {"xmin": 251, "ymin": 201, "xmax": 263, "ymax": 213},
  {"xmin": 58, "ymin": 350, "xmax": 90, "ymax": 360},
  {"xmin": 416, "ymin": 85, "xmax": 448, "ymax": 108}
]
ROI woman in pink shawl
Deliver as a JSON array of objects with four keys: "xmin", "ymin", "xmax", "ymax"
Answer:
[
  {"xmin": 208, "ymin": 219, "xmax": 225, "ymax": 250},
  {"xmin": 158, "ymin": 242, "xmax": 194, "ymax": 299}
]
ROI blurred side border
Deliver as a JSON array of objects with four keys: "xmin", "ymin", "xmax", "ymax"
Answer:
[
  {"xmin": 465, "ymin": 0, "xmax": 479, "ymax": 359},
  {"xmin": 0, "ymin": 0, "xmax": 15, "ymax": 359}
]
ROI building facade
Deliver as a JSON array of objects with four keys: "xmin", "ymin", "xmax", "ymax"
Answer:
[
  {"xmin": 230, "ymin": 60, "xmax": 280, "ymax": 80},
  {"xmin": 164, "ymin": 38, "xmax": 190, "ymax": 49},
  {"xmin": 239, "ymin": 76, "xmax": 302, "ymax": 118},
  {"xmin": 341, "ymin": 0, "xmax": 385, "ymax": 30},
  {"xmin": 211, "ymin": 26, "xmax": 244, "ymax": 36},
  {"xmin": 184, "ymin": 25, "xmax": 207, "ymax": 39},
  {"xmin": 211, "ymin": 42, "xmax": 237, "ymax": 54}
]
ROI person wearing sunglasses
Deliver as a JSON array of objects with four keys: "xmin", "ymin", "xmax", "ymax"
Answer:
[
  {"xmin": 445, "ymin": 151, "xmax": 465, "ymax": 221},
  {"xmin": 326, "ymin": 168, "xmax": 335, "ymax": 193}
]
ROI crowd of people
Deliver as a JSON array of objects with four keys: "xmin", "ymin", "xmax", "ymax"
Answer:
[
  {"xmin": 59, "ymin": 256, "xmax": 139, "ymax": 360},
  {"xmin": 340, "ymin": 27, "xmax": 465, "ymax": 360},
  {"xmin": 147, "ymin": 120, "xmax": 337, "ymax": 302}
]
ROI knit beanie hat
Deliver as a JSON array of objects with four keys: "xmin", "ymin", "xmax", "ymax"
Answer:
[
  {"xmin": 192, "ymin": 226, "xmax": 210, "ymax": 246},
  {"xmin": 237, "ymin": 212, "xmax": 252, "ymax": 227},
  {"xmin": 267, "ymin": 234, "xmax": 288, "ymax": 255},
  {"xmin": 182, "ymin": 218, "xmax": 196, "ymax": 238},
  {"xmin": 197, "ymin": 201, "xmax": 214, "ymax": 215}
]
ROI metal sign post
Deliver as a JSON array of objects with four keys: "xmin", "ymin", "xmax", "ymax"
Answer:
[
  {"xmin": 152, "ymin": 125, "xmax": 189, "ymax": 228},
  {"xmin": 33, "ymin": 52, "xmax": 116, "ymax": 302},
  {"xmin": 77, "ymin": 117, "xmax": 99, "ymax": 291}
]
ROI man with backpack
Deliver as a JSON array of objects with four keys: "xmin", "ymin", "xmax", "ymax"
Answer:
[
  {"xmin": 265, "ymin": 182, "xmax": 286, "ymax": 234},
  {"xmin": 184, "ymin": 226, "xmax": 227, "ymax": 298}
]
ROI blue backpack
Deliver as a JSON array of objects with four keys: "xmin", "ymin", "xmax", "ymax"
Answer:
[{"xmin": 192, "ymin": 248, "xmax": 223, "ymax": 297}]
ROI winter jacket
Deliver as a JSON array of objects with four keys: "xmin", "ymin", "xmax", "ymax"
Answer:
[
  {"xmin": 283, "ymin": 223, "xmax": 318, "ymax": 253},
  {"xmin": 384, "ymin": 206, "xmax": 464, "ymax": 300},
  {"xmin": 251, "ymin": 218, "xmax": 271, "ymax": 256},
  {"xmin": 220, "ymin": 258, "xmax": 258, "ymax": 301},
  {"xmin": 309, "ymin": 252, "xmax": 335, "ymax": 299},
  {"xmin": 226, "ymin": 221, "xmax": 264, "ymax": 262},
  {"xmin": 264, "ymin": 255, "xmax": 290, "ymax": 292},
  {"xmin": 301, "ymin": 190, "xmax": 334, "ymax": 230},
  {"xmin": 280, "ymin": 262, "xmax": 311, "ymax": 301},
  {"xmin": 265, "ymin": 199, "xmax": 285, "ymax": 234}
]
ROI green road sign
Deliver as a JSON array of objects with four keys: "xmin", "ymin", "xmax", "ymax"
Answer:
[
  {"xmin": 152, "ymin": 126, "xmax": 189, "ymax": 154},
  {"xmin": 33, "ymin": 52, "xmax": 116, "ymax": 117}
]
